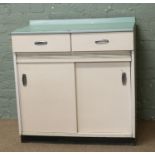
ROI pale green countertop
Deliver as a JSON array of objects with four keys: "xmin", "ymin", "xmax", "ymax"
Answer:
[{"xmin": 11, "ymin": 17, "xmax": 135, "ymax": 35}]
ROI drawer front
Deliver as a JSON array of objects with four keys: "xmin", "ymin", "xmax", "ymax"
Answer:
[
  {"xmin": 12, "ymin": 34, "xmax": 70, "ymax": 52},
  {"xmin": 72, "ymin": 32, "xmax": 134, "ymax": 51}
]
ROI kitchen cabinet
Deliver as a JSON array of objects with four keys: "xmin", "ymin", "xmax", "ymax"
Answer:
[{"xmin": 11, "ymin": 17, "xmax": 136, "ymax": 142}]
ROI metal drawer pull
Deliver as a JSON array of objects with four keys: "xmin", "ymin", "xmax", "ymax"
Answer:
[
  {"xmin": 122, "ymin": 72, "xmax": 127, "ymax": 85},
  {"xmin": 22, "ymin": 74, "xmax": 27, "ymax": 86},
  {"xmin": 95, "ymin": 39, "xmax": 109, "ymax": 44},
  {"xmin": 34, "ymin": 41, "xmax": 48, "ymax": 46}
]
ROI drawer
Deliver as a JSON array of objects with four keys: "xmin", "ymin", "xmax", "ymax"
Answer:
[
  {"xmin": 12, "ymin": 34, "xmax": 70, "ymax": 52},
  {"xmin": 72, "ymin": 32, "xmax": 134, "ymax": 51}
]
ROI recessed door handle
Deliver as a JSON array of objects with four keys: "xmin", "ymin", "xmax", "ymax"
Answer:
[
  {"xmin": 122, "ymin": 72, "xmax": 127, "ymax": 85},
  {"xmin": 22, "ymin": 74, "xmax": 27, "ymax": 86}
]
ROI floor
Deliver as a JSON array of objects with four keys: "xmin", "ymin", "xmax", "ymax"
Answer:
[{"xmin": 0, "ymin": 120, "xmax": 155, "ymax": 152}]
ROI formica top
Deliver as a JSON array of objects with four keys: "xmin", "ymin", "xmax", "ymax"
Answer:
[{"xmin": 11, "ymin": 17, "xmax": 135, "ymax": 35}]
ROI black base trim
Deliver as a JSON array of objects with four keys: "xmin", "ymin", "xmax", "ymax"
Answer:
[{"xmin": 21, "ymin": 135, "xmax": 136, "ymax": 145}]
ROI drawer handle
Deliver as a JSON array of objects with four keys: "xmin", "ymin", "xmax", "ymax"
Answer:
[
  {"xmin": 22, "ymin": 74, "xmax": 27, "ymax": 86},
  {"xmin": 34, "ymin": 41, "xmax": 48, "ymax": 46},
  {"xmin": 95, "ymin": 39, "xmax": 109, "ymax": 44},
  {"xmin": 122, "ymin": 72, "xmax": 127, "ymax": 85}
]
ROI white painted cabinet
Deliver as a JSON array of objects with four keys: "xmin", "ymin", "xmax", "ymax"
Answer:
[
  {"xmin": 11, "ymin": 18, "xmax": 135, "ymax": 140},
  {"xmin": 76, "ymin": 62, "xmax": 132, "ymax": 136},
  {"xmin": 17, "ymin": 63, "xmax": 77, "ymax": 134}
]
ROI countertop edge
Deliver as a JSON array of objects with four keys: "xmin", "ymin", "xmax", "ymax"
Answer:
[{"xmin": 11, "ymin": 29, "xmax": 134, "ymax": 35}]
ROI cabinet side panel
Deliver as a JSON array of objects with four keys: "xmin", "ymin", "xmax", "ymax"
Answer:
[
  {"xmin": 131, "ymin": 50, "xmax": 136, "ymax": 138},
  {"xmin": 13, "ymin": 53, "xmax": 22, "ymax": 134}
]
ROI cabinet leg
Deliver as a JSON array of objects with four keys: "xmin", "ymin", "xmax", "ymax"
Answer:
[
  {"xmin": 20, "ymin": 135, "xmax": 29, "ymax": 143},
  {"xmin": 131, "ymin": 138, "xmax": 136, "ymax": 146}
]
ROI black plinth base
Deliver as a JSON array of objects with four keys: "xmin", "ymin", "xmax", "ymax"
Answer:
[{"xmin": 21, "ymin": 135, "xmax": 136, "ymax": 145}]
